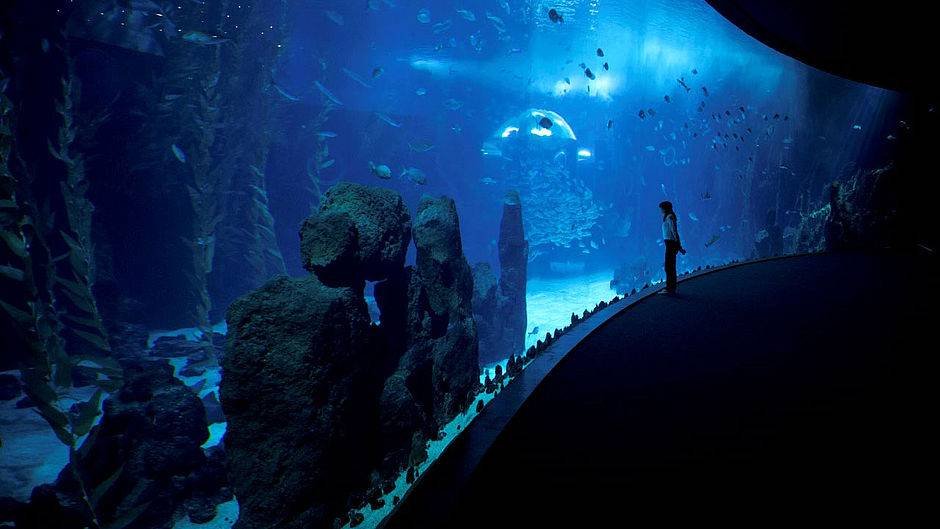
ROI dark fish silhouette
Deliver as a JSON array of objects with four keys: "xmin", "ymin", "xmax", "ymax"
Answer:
[
  {"xmin": 596, "ymin": 48, "xmax": 604, "ymax": 57},
  {"xmin": 638, "ymin": 109, "xmax": 646, "ymax": 119},
  {"xmin": 607, "ymin": 119, "xmax": 613, "ymax": 129},
  {"xmin": 664, "ymin": 95, "xmax": 671, "ymax": 103},
  {"xmin": 548, "ymin": 8, "xmax": 563, "ymax": 23},
  {"xmin": 584, "ymin": 68, "xmax": 595, "ymax": 80},
  {"xmin": 603, "ymin": 62, "xmax": 609, "ymax": 71}
]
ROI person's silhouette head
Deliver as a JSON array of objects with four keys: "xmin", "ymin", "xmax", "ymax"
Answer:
[{"xmin": 659, "ymin": 200, "xmax": 674, "ymax": 218}]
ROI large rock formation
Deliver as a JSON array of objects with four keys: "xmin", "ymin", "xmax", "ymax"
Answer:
[
  {"xmin": 12, "ymin": 360, "xmax": 228, "ymax": 529},
  {"xmin": 300, "ymin": 182, "xmax": 411, "ymax": 288},
  {"xmin": 471, "ymin": 263, "xmax": 498, "ymax": 362},
  {"xmin": 791, "ymin": 164, "xmax": 901, "ymax": 254},
  {"xmin": 494, "ymin": 191, "xmax": 528, "ymax": 360},
  {"xmin": 377, "ymin": 196, "xmax": 480, "ymax": 476},
  {"xmin": 473, "ymin": 191, "xmax": 528, "ymax": 364},
  {"xmin": 222, "ymin": 184, "xmax": 481, "ymax": 528},
  {"xmin": 220, "ymin": 275, "xmax": 377, "ymax": 529}
]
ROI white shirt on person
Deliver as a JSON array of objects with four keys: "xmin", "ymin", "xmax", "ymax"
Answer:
[{"xmin": 662, "ymin": 214, "xmax": 679, "ymax": 242}]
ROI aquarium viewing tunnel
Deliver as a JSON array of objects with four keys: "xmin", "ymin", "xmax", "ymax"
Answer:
[{"xmin": 0, "ymin": 1, "xmax": 937, "ymax": 529}]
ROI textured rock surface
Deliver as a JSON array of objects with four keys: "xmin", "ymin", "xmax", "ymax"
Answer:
[
  {"xmin": 300, "ymin": 183, "xmax": 411, "ymax": 287},
  {"xmin": 0, "ymin": 373, "xmax": 20, "ymax": 401},
  {"xmin": 493, "ymin": 191, "xmax": 528, "ymax": 361},
  {"xmin": 12, "ymin": 360, "xmax": 228, "ymax": 529},
  {"xmin": 471, "ymin": 262, "xmax": 498, "ymax": 362},
  {"xmin": 472, "ymin": 192, "xmax": 528, "ymax": 364},
  {"xmin": 377, "ymin": 196, "xmax": 480, "ymax": 476},
  {"xmin": 220, "ymin": 275, "xmax": 379, "ymax": 529}
]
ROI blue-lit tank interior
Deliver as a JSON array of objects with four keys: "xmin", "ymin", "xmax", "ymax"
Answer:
[{"xmin": 0, "ymin": 1, "xmax": 932, "ymax": 528}]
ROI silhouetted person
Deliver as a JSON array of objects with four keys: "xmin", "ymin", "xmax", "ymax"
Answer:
[{"xmin": 659, "ymin": 201, "xmax": 686, "ymax": 294}]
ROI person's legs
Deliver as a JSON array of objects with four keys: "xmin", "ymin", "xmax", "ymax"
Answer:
[{"xmin": 664, "ymin": 241, "xmax": 678, "ymax": 293}]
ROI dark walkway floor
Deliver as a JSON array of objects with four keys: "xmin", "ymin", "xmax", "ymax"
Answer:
[{"xmin": 388, "ymin": 252, "xmax": 939, "ymax": 527}]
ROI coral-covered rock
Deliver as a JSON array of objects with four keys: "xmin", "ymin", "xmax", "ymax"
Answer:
[
  {"xmin": 300, "ymin": 183, "xmax": 411, "ymax": 287},
  {"xmin": 220, "ymin": 275, "xmax": 379, "ymax": 529}
]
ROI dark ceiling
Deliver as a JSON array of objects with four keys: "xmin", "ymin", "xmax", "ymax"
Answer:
[{"xmin": 706, "ymin": 0, "xmax": 931, "ymax": 94}]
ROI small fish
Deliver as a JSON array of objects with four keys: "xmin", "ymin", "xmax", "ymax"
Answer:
[
  {"xmin": 486, "ymin": 12, "xmax": 506, "ymax": 32},
  {"xmin": 401, "ymin": 167, "xmax": 428, "ymax": 185},
  {"xmin": 564, "ymin": 77, "xmax": 571, "ymax": 85},
  {"xmin": 324, "ymin": 10, "xmax": 344, "ymax": 26},
  {"xmin": 691, "ymin": 68, "xmax": 698, "ymax": 75},
  {"xmin": 579, "ymin": 62, "xmax": 586, "ymax": 69},
  {"xmin": 182, "ymin": 31, "xmax": 229, "ymax": 45},
  {"xmin": 408, "ymin": 139, "xmax": 434, "ymax": 152},
  {"xmin": 415, "ymin": 87, "xmax": 427, "ymax": 96},
  {"xmin": 319, "ymin": 159, "xmax": 335, "ymax": 170},
  {"xmin": 171, "ymin": 144, "xmax": 187, "ymax": 163},
  {"xmin": 314, "ymin": 81, "xmax": 343, "ymax": 106},
  {"xmin": 371, "ymin": 67, "xmax": 384, "ymax": 78},
  {"xmin": 584, "ymin": 68, "xmax": 595, "ymax": 80},
  {"xmin": 341, "ymin": 67, "xmax": 373, "ymax": 88},
  {"xmin": 638, "ymin": 109, "xmax": 646, "ymax": 119},
  {"xmin": 664, "ymin": 95, "xmax": 671, "ymax": 103},
  {"xmin": 417, "ymin": 8, "xmax": 430, "ymax": 23},
  {"xmin": 645, "ymin": 145, "xmax": 656, "ymax": 151},
  {"xmin": 432, "ymin": 19, "xmax": 452, "ymax": 34},
  {"xmin": 607, "ymin": 119, "xmax": 613, "ymax": 129},
  {"xmin": 701, "ymin": 86, "xmax": 709, "ymax": 97},
  {"xmin": 852, "ymin": 124, "xmax": 862, "ymax": 130},
  {"xmin": 538, "ymin": 116, "xmax": 553, "ymax": 129},
  {"xmin": 660, "ymin": 183, "xmax": 667, "ymax": 196},
  {"xmin": 456, "ymin": 9, "xmax": 476, "ymax": 21},
  {"xmin": 702, "ymin": 190, "xmax": 712, "ymax": 200},
  {"xmin": 603, "ymin": 62, "xmax": 609, "ymax": 71},
  {"xmin": 648, "ymin": 108, "xmax": 656, "ymax": 117},
  {"xmin": 677, "ymin": 77, "xmax": 690, "ymax": 92},
  {"xmin": 548, "ymin": 8, "xmax": 563, "ymax": 23},
  {"xmin": 719, "ymin": 225, "xmax": 732, "ymax": 232},
  {"xmin": 596, "ymin": 48, "xmax": 604, "ymax": 57},
  {"xmin": 443, "ymin": 98, "xmax": 463, "ymax": 110},
  {"xmin": 375, "ymin": 112, "xmax": 401, "ymax": 128},
  {"xmin": 527, "ymin": 326, "xmax": 540, "ymax": 336},
  {"xmin": 705, "ymin": 234, "xmax": 720, "ymax": 248},
  {"xmin": 369, "ymin": 162, "xmax": 392, "ymax": 179},
  {"xmin": 480, "ymin": 177, "xmax": 497, "ymax": 185},
  {"xmin": 886, "ymin": 134, "xmax": 896, "ymax": 141},
  {"xmin": 688, "ymin": 212, "xmax": 699, "ymax": 222},
  {"xmin": 273, "ymin": 83, "xmax": 300, "ymax": 101},
  {"xmin": 317, "ymin": 131, "xmax": 338, "ymax": 138}
]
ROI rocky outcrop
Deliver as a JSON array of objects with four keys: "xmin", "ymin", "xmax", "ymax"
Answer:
[
  {"xmin": 220, "ymin": 275, "xmax": 378, "ymax": 529},
  {"xmin": 376, "ymin": 197, "xmax": 480, "ymax": 476},
  {"xmin": 791, "ymin": 164, "xmax": 902, "ymax": 254},
  {"xmin": 300, "ymin": 182, "xmax": 411, "ymax": 288},
  {"xmin": 12, "ymin": 360, "xmax": 228, "ymax": 529},
  {"xmin": 471, "ymin": 263, "xmax": 498, "ymax": 361},
  {"xmin": 406, "ymin": 196, "xmax": 480, "ymax": 425},
  {"xmin": 472, "ymin": 192, "xmax": 528, "ymax": 364},
  {"xmin": 222, "ymin": 185, "xmax": 481, "ymax": 528},
  {"xmin": 493, "ymin": 191, "xmax": 528, "ymax": 361}
]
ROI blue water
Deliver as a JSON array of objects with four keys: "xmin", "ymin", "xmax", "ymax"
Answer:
[{"xmin": 269, "ymin": 0, "xmax": 897, "ymax": 279}]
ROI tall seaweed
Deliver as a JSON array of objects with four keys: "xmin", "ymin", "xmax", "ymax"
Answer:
[
  {"xmin": 48, "ymin": 72, "xmax": 113, "ymax": 358},
  {"xmin": 0, "ymin": 15, "xmax": 126, "ymax": 526},
  {"xmin": 207, "ymin": 0, "xmax": 289, "ymax": 318}
]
